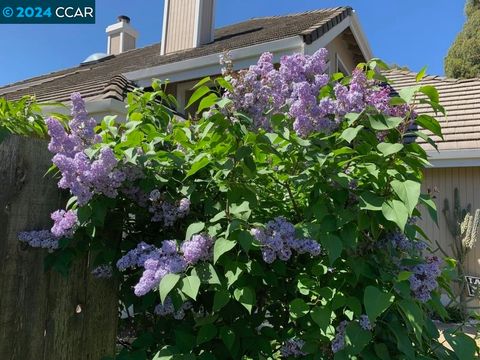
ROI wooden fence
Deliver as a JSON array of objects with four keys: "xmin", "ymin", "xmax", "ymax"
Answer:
[{"xmin": 0, "ymin": 135, "xmax": 117, "ymax": 360}]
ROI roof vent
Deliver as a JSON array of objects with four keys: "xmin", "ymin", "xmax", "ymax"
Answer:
[
  {"xmin": 81, "ymin": 52, "xmax": 114, "ymax": 66},
  {"xmin": 118, "ymin": 15, "xmax": 131, "ymax": 23}
]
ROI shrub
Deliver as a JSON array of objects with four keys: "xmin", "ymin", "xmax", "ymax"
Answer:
[{"xmin": 20, "ymin": 49, "xmax": 479, "ymax": 359}]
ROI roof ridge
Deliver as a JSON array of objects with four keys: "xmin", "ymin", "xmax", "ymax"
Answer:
[{"xmin": 249, "ymin": 6, "xmax": 348, "ymax": 21}]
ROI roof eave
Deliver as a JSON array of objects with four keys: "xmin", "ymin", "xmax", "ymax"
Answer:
[
  {"xmin": 300, "ymin": 7, "xmax": 372, "ymax": 62},
  {"xmin": 124, "ymin": 36, "xmax": 305, "ymax": 86}
]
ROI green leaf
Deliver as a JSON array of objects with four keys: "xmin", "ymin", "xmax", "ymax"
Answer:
[
  {"xmin": 382, "ymin": 200, "xmax": 409, "ymax": 231},
  {"xmin": 213, "ymin": 288, "xmax": 230, "ymax": 311},
  {"xmin": 359, "ymin": 192, "xmax": 383, "ymax": 211},
  {"xmin": 186, "ymin": 155, "xmax": 210, "ymax": 178},
  {"xmin": 229, "ymin": 201, "xmax": 251, "ymax": 221},
  {"xmin": 193, "ymin": 263, "xmax": 220, "ymax": 285},
  {"xmin": 197, "ymin": 93, "xmax": 219, "ymax": 113},
  {"xmin": 197, "ymin": 324, "xmax": 217, "ymax": 345},
  {"xmin": 225, "ymin": 265, "xmax": 243, "ymax": 288},
  {"xmin": 311, "ymin": 306, "xmax": 332, "ymax": 332},
  {"xmin": 398, "ymin": 85, "xmax": 420, "ymax": 103},
  {"xmin": 388, "ymin": 321, "xmax": 415, "ymax": 359},
  {"xmin": 0, "ymin": 126, "xmax": 10, "ymax": 144},
  {"xmin": 341, "ymin": 125, "xmax": 364, "ymax": 143},
  {"xmin": 210, "ymin": 210, "xmax": 226, "ymax": 223},
  {"xmin": 415, "ymin": 114, "xmax": 443, "ymax": 138},
  {"xmin": 374, "ymin": 343, "xmax": 391, "ymax": 360},
  {"xmin": 419, "ymin": 85, "xmax": 439, "ymax": 103},
  {"xmin": 320, "ymin": 235, "xmax": 343, "ymax": 265},
  {"xmin": 377, "ymin": 143, "xmax": 404, "ymax": 157},
  {"xmin": 398, "ymin": 300, "xmax": 424, "ymax": 343},
  {"xmin": 391, "ymin": 180, "xmax": 421, "ymax": 215},
  {"xmin": 186, "ymin": 85, "xmax": 211, "ymax": 109},
  {"xmin": 216, "ymin": 77, "xmax": 233, "ymax": 92},
  {"xmin": 159, "ymin": 273, "xmax": 181, "ymax": 303},
  {"xmin": 345, "ymin": 322, "xmax": 373, "ymax": 355},
  {"xmin": 193, "ymin": 77, "xmax": 212, "ymax": 89},
  {"xmin": 419, "ymin": 194, "xmax": 438, "ymax": 225},
  {"xmin": 185, "ymin": 222, "xmax": 205, "ymax": 241},
  {"xmin": 180, "ymin": 275, "xmax": 201, "ymax": 300},
  {"xmin": 444, "ymin": 332, "xmax": 477, "ymax": 360},
  {"xmin": 289, "ymin": 298, "xmax": 310, "ymax": 319},
  {"xmin": 364, "ymin": 286, "xmax": 394, "ymax": 322},
  {"xmin": 233, "ymin": 287, "xmax": 255, "ymax": 313},
  {"xmin": 397, "ymin": 271, "xmax": 413, "ymax": 282},
  {"xmin": 213, "ymin": 238, "xmax": 236, "ymax": 264},
  {"xmin": 369, "ymin": 115, "xmax": 403, "ymax": 131},
  {"xmin": 345, "ymin": 112, "xmax": 361, "ymax": 125},
  {"xmin": 220, "ymin": 327, "xmax": 236, "ymax": 350},
  {"xmin": 416, "ymin": 66, "xmax": 427, "ymax": 82}
]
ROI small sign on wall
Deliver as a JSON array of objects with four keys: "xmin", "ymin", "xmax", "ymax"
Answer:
[{"xmin": 465, "ymin": 276, "xmax": 480, "ymax": 297}]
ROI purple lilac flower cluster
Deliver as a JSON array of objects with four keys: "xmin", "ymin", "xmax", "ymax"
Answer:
[
  {"xmin": 46, "ymin": 93, "xmax": 125, "ymax": 206},
  {"xmin": 408, "ymin": 256, "xmax": 442, "ymax": 303},
  {"xmin": 181, "ymin": 234, "xmax": 214, "ymax": 265},
  {"xmin": 134, "ymin": 248, "xmax": 186, "ymax": 296},
  {"xmin": 116, "ymin": 241, "xmax": 164, "ymax": 271},
  {"xmin": 280, "ymin": 338, "xmax": 306, "ymax": 358},
  {"xmin": 388, "ymin": 231, "xmax": 427, "ymax": 253},
  {"xmin": 224, "ymin": 49, "xmax": 408, "ymax": 137},
  {"xmin": 50, "ymin": 210, "xmax": 78, "ymax": 238},
  {"xmin": 117, "ymin": 235, "xmax": 213, "ymax": 296},
  {"xmin": 148, "ymin": 190, "xmax": 191, "ymax": 226},
  {"xmin": 359, "ymin": 314, "xmax": 373, "ymax": 331},
  {"xmin": 331, "ymin": 320, "xmax": 348, "ymax": 353},
  {"xmin": 91, "ymin": 265, "xmax": 113, "ymax": 279},
  {"xmin": 18, "ymin": 230, "xmax": 60, "ymax": 252},
  {"xmin": 119, "ymin": 164, "xmax": 149, "ymax": 207},
  {"xmin": 154, "ymin": 296, "xmax": 193, "ymax": 320},
  {"xmin": 250, "ymin": 217, "xmax": 321, "ymax": 264}
]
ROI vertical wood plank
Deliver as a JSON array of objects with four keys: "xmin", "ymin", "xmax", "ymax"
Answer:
[{"xmin": 0, "ymin": 135, "xmax": 117, "ymax": 360}]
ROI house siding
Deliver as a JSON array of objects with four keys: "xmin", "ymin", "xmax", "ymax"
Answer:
[
  {"xmin": 418, "ymin": 167, "xmax": 480, "ymax": 307},
  {"xmin": 326, "ymin": 36, "xmax": 357, "ymax": 74},
  {"xmin": 164, "ymin": 0, "xmax": 197, "ymax": 54}
]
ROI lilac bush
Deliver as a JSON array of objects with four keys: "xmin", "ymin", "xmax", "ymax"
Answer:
[{"xmin": 17, "ymin": 48, "xmax": 473, "ymax": 359}]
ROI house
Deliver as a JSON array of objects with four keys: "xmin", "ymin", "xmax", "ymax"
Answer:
[{"xmin": 0, "ymin": 3, "xmax": 371, "ymax": 120}]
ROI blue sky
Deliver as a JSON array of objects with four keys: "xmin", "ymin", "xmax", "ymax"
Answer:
[{"xmin": 0, "ymin": 0, "xmax": 466, "ymax": 86}]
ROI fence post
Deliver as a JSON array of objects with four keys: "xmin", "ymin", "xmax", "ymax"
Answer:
[{"xmin": 0, "ymin": 135, "xmax": 118, "ymax": 360}]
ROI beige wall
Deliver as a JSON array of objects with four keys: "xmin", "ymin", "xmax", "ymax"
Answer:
[
  {"xmin": 109, "ymin": 34, "xmax": 121, "ymax": 55},
  {"xmin": 326, "ymin": 36, "xmax": 357, "ymax": 75},
  {"xmin": 419, "ymin": 167, "xmax": 480, "ymax": 308},
  {"xmin": 164, "ymin": 0, "xmax": 197, "ymax": 54},
  {"xmin": 123, "ymin": 33, "xmax": 136, "ymax": 53}
]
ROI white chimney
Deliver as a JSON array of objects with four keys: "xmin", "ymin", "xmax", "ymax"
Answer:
[
  {"xmin": 161, "ymin": 0, "xmax": 216, "ymax": 55},
  {"xmin": 106, "ymin": 16, "xmax": 139, "ymax": 55}
]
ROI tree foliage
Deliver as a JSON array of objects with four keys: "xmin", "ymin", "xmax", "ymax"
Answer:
[{"xmin": 445, "ymin": 0, "xmax": 480, "ymax": 78}]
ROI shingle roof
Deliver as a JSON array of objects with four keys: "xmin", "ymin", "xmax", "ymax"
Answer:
[
  {"xmin": 0, "ymin": 7, "xmax": 352, "ymax": 103},
  {"xmin": 385, "ymin": 69, "xmax": 480, "ymax": 152}
]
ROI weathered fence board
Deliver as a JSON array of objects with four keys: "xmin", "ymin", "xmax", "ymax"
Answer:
[{"xmin": 0, "ymin": 135, "xmax": 118, "ymax": 360}]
